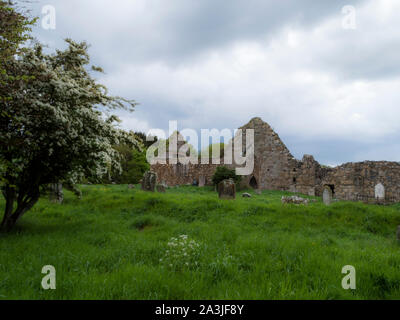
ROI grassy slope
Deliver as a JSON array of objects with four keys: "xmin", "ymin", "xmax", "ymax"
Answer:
[{"xmin": 0, "ymin": 185, "xmax": 400, "ymax": 300}]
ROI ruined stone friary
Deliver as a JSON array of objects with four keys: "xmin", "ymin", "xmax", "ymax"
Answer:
[{"xmin": 151, "ymin": 117, "xmax": 400, "ymax": 203}]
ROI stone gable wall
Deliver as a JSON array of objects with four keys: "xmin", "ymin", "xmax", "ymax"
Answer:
[{"xmin": 237, "ymin": 117, "xmax": 296, "ymax": 190}]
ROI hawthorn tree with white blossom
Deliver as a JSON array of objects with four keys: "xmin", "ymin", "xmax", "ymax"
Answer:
[{"xmin": 0, "ymin": 38, "xmax": 139, "ymax": 232}]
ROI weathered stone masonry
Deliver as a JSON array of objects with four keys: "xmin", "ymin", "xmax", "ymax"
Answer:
[
  {"xmin": 151, "ymin": 117, "xmax": 400, "ymax": 203},
  {"xmin": 322, "ymin": 161, "xmax": 400, "ymax": 201}
]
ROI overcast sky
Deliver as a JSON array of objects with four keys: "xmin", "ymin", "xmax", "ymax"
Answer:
[{"xmin": 26, "ymin": 0, "xmax": 400, "ymax": 166}]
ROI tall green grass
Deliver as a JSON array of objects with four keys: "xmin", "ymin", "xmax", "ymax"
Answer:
[{"xmin": 0, "ymin": 184, "xmax": 399, "ymax": 299}]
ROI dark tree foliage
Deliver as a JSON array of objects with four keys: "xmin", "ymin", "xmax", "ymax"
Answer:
[
  {"xmin": 0, "ymin": 0, "xmax": 36, "ymax": 103},
  {"xmin": 109, "ymin": 145, "xmax": 150, "ymax": 184},
  {"xmin": 211, "ymin": 166, "xmax": 242, "ymax": 186},
  {"xmin": 134, "ymin": 131, "xmax": 158, "ymax": 149}
]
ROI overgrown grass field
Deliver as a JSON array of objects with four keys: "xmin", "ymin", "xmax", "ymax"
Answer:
[{"xmin": 1, "ymin": 185, "xmax": 400, "ymax": 299}]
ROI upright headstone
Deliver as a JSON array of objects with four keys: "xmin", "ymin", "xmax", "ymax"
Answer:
[
  {"xmin": 199, "ymin": 176, "xmax": 206, "ymax": 187},
  {"xmin": 217, "ymin": 179, "xmax": 236, "ymax": 200},
  {"xmin": 375, "ymin": 183, "xmax": 385, "ymax": 200},
  {"xmin": 322, "ymin": 187, "xmax": 332, "ymax": 206},
  {"xmin": 156, "ymin": 184, "xmax": 166, "ymax": 193},
  {"xmin": 50, "ymin": 183, "xmax": 63, "ymax": 204},
  {"xmin": 141, "ymin": 171, "xmax": 157, "ymax": 192}
]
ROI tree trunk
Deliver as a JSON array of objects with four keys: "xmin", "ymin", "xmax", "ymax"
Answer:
[
  {"xmin": 0, "ymin": 186, "xmax": 16, "ymax": 232},
  {"xmin": 0, "ymin": 186, "xmax": 40, "ymax": 233},
  {"xmin": 1, "ymin": 214, "xmax": 18, "ymax": 233}
]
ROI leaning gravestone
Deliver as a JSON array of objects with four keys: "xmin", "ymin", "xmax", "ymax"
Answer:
[
  {"xmin": 322, "ymin": 187, "xmax": 332, "ymax": 206},
  {"xmin": 141, "ymin": 171, "xmax": 157, "ymax": 192},
  {"xmin": 375, "ymin": 183, "xmax": 385, "ymax": 200},
  {"xmin": 217, "ymin": 179, "xmax": 236, "ymax": 200}
]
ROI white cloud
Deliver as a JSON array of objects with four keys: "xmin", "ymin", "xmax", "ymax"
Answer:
[{"xmin": 116, "ymin": 115, "xmax": 151, "ymax": 134}]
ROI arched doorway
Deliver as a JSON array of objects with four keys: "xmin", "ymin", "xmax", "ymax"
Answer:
[
  {"xmin": 249, "ymin": 176, "xmax": 258, "ymax": 189},
  {"xmin": 325, "ymin": 184, "xmax": 335, "ymax": 196}
]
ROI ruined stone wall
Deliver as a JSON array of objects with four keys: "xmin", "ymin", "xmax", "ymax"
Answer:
[
  {"xmin": 289, "ymin": 155, "xmax": 326, "ymax": 196},
  {"xmin": 236, "ymin": 117, "xmax": 297, "ymax": 190},
  {"xmin": 151, "ymin": 117, "xmax": 299, "ymax": 188},
  {"xmin": 234, "ymin": 118, "xmax": 327, "ymax": 195},
  {"xmin": 150, "ymin": 117, "xmax": 400, "ymax": 203},
  {"xmin": 150, "ymin": 131, "xmax": 221, "ymax": 186},
  {"xmin": 151, "ymin": 118, "xmax": 327, "ymax": 193},
  {"xmin": 151, "ymin": 161, "xmax": 220, "ymax": 186},
  {"xmin": 322, "ymin": 161, "xmax": 400, "ymax": 201}
]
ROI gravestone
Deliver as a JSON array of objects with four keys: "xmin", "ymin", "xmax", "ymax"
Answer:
[
  {"xmin": 141, "ymin": 171, "xmax": 157, "ymax": 192},
  {"xmin": 156, "ymin": 184, "xmax": 166, "ymax": 193},
  {"xmin": 217, "ymin": 179, "xmax": 236, "ymax": 200},
  {"xmin": 375, "ymin": 183, "xmax": 385, "ymax": 200},
  {"xmin": 199, "ymin": 176, "xmax": 206, "ymax": 187},
  {"xmin": 50, "ymin": 183, "xmax": 63, "ymax": 204},
  {"xmin": 322, "ymin": 187, "xmax": 332, "ymax": 205}
]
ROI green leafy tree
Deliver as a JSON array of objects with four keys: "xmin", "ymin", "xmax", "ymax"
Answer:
[
  {"xmin": 0, "ymin": 0, "xmax": 36, "ymax": 100},
  {"xmin": 211, "ymin": 166, "xmax": 241, "ymax": 186},
  {"xmin": 0, "ymin": 39, "xmax": 138, "ymax": 232},
  {"xmin": 110, "ymin": 144, "xmax": 150, "ymax": 184},
  {"xmin": 134, "ymin": 131, "xmax": 158, "ymax": 149}
]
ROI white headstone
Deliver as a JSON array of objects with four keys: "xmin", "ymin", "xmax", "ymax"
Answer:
[
  {"xmin": 323, "ymin": 187, "xmax": 332, "ymax": 205},
  {"xmin": 375, "ymin": 183, "xmax": 385, "ymax": 200}
]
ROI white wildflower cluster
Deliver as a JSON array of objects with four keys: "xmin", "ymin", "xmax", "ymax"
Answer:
[{"xmin": 159, "ymin": 235, "xmax": 201, "ymax": 271}]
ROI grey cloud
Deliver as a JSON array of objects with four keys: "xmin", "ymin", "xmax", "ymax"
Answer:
[
  {"xmin": 21, "ymin": 0, "xmax": 400, "ymax": 164},
  {"xmin": 286, "ymin": 135, "xmax": 400, "ymax": 165},
  {"xmin": 29, "ymin": 0, "xmax": 365, "ymax": 68}
]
